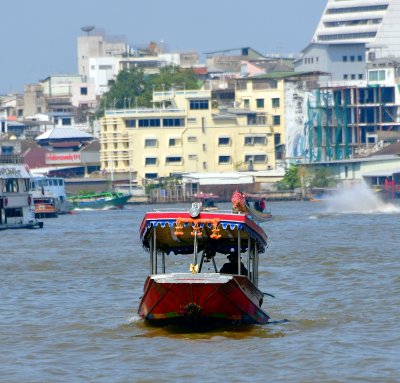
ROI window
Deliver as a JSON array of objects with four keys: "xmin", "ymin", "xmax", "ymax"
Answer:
[
  {"xmin": 218, "ymin": 155, "xmax": 231, "ymax": 164},
  {"xmin": 350, "ymin": 56, "xmax": 355, "ymax": 62},
  {"xmin": 145, "ymin": 157, "xmax": 157, "ymax": 166},
  {"xmin": 203, "ymin": 162, "xmax": 207, "ymax": 169},
  {"xmin": 125, "ymin": 119, "xmax": 136, "ymax": 128},
  {"xmin": 189, "ymin": 100, "xmax": 209, "ymax": 110},
  {"xmin": 166, "ymin": 156, "xmax": 182, "ymax": 164},
  {"xmin": 138, "ymin": 119, "xmax": 160, "ymax": 127},
  {"xmin": 358, "ymin": 55, "xmax": 363, "ymax": 62},
  {"xmin": 163, "ymin": 118, "xmax": 184, "ymax": 127},
  {"xmin": 144, "ymin": 138, "xmax": 158, "ymax": 147},
  {"xmin": 80, "ymin": 87, "xmax": 88, "ymax": 95},
  {"xmin": 358, "ymin": 74, "xmax": 363, "ymax": 80},
  {"xmin": 3, "ymin": 179, "xmax": 19, "ymax": 193},
  {"xmin": 326, "ymin": 5, "xmax": 388, "ymax": 14},
  {"xmin": 244, "ymin": 154, "xmax": 267, "ymax": 163},
  {"xmin": 245, "ymin": 136, "xmax": 266, "ymax": 146},
  {"xmin": 61, "ymin": 118, "xmax": 71, "ymax": 126},
  {"xmin": 351, "ymin": 74, "xmax": 356, "ymax": 80},
  {"xmin": 319, "ymin": 32, "xmax": 376, "ymax": 41},
  {"xmin": 99, "ymin": 65, "xmax": 112, "ymax": 70},
  {"xmin": 188, "ymin": 154, "xmax": 198, "ymax": 160},
  {"xmin": 342, "ymin": 56, "xmax": 348, "ymax": 62},
  {"xmin": 1, "ymin": 145, "xmax": 14, "ymax": 154},
  {"xmin": 272, "ymin": 98, "xmax": 280, "ymax": 108},
  {"xmin": 187, "ymin": 136, "xmax": 197, "ymax": 143},
  {"xmin": 273, "ymin": 115, "xmax": 281, "ymax": 126},
  {"xmin": 256, "ymin": 99, "xmax": 264, "ymax": 108},
  {"xmin": 369, "ymin": 70, "xmax": 385, "ymax": 81},
  {"xmin": 218, "ymin": 137, "xmax": 231, "ymax": 146},
  {"xmin": 145, "ymin": 173, "xmax": 158, "ymax": 179},
  {"xmin": 243, "ymin": 99, "xmax": 250, "ymax": 109},
  {"xmin": 343, "ymin": 74, "xmax": 348, "ymax": 80},
  {"xmin": 169, "ymin": 138, "xmax": 182, "ymax": 147}
]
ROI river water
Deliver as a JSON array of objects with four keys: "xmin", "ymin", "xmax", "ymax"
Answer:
[{"xmin": 1, "ymin": 187, "xmax": 400, "ymax": 382}]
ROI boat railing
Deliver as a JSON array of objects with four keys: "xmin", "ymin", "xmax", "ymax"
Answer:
[{"xmin": 150, "ymin": 207, "xmax": 246, "ymax": 215}]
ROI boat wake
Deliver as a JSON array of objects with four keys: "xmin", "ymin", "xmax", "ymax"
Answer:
[{"xmin": 324, "ymin": 184, "xmax": 400, "ymax": 214}]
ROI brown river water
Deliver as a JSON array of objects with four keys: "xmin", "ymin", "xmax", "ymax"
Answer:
[{"xmin": 1, "ymin": 186, "xmax": 399, "ymax": 382}]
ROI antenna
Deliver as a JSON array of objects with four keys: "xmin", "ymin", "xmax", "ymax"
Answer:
[{"xmin": 81, "ymin": 25, "xmax": 95, "ymax": 35}]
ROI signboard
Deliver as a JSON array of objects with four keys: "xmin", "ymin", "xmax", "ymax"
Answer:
[{"xmin": 46, "ymin": 152, "xmax": 82, "ymax": 164}]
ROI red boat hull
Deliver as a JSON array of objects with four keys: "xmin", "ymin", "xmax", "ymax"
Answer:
[{"xmin": 138, "ymin": 273, "xmax": 269, "ymax": 325}]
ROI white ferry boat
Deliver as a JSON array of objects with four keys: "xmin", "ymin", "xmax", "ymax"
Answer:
[
  {"xmin": 0, "ymin": 162, "xmax": 43, "ymax": 230},
  {"xmin": 30, "ymin": 176, "xmax": 72, "ymax": 215}
]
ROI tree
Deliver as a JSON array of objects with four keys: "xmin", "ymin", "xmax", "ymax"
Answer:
[
  {"xmin": 308, "ymin": 167, "xmax": 337, "ymax": 188},
  {"xmin": 276, "ymin": 164, "xmax": 338, "ymax": 191},
  {"xmin": 276, "ymin": 164, "xmax": 301, "ymax": 190},
  {"xmin": 99, "ymin": 67, "xmax": 152, "ymax": 113},
  {"xmin": 148, "ymin": 65, "xmax": 199, "ymax": 92},
  {"xmin": 96, "ymin": 65, "xmax": 200, "ymax": 118}
]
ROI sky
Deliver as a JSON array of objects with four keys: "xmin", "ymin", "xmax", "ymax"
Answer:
[{"xmin": 0, "ymin": 0, "xmax": 326, "ymax": 94}]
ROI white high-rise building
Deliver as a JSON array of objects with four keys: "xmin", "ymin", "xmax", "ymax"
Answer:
[{"xmin": 313, "ymin": 0, "xmax": 400, "ymax": 59}]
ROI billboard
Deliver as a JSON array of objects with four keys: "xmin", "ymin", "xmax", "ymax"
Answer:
[{"xmin": 46, "ymin": 152, "xmax": 82, "ymax": 164}]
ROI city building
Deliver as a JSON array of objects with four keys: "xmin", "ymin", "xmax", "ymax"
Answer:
[
  {"xmin": 313, "ymin": 0, "xmax": 400, "ymax": 60},
  {"xmin": 235, "ymin": 71, "xmax": 323, "ymax": 165},
  {"xmin": 294, "ymin": 42, "xmax": 367, "ymax": 84},
  {"xmin": 99, "ymin": 88, "xmax": 275, "ymax": 186},
  {"xmin": 78, "ymin": 29, "xmax": 199, "ymax": 95}
]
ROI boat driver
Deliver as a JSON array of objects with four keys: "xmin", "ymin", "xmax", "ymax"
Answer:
[{"xmin": 220, "ymin": 249, "xmax": 248, "ymax": 276}]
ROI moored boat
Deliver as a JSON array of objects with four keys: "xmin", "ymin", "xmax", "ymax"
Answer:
[
  {"xmin": 33, "ymin": 196, "xmax": 59, "ymax": 218},
  {"xmin": 138, "ymin": 201, "xmax": 272, "ymax": 328},
  {"xmin": 0, "ymin": 162, "xmax": 43, "ymax": 230},
  {"xmin": 68, "ymin": 191, "xmax": 131, "ymax": 210},
  {"xmin": 30, "ymin": 176, "xmax": 72, "ymax": 214}
]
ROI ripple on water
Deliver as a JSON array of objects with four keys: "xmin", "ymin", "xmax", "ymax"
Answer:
[{"xmin": 1, "ymin": 203, "xmax": 400, "ymax": 382}]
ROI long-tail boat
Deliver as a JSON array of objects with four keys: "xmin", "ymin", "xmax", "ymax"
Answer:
[
  {"xmin": 233, "ymin": 191, "xmax": 272, "ymax": 222},
  {"xmin": 138, "ymin": 200, "xmax": 271, "ymax": 327}
]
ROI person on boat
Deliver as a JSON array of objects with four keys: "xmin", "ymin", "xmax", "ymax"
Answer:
[
  {"xmin": 220, "ymin": 251, "xmax": 248, "ymax": 276},
  {"xmin": 203, "ymin": 199, "xmax": 215, "ymax": 208},
  {"xmin": 259, "ymin": 198, "xmax": 266, "ymax": 212}
]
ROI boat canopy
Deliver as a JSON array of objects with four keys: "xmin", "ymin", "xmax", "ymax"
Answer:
[{"xmin": 140, "ymin": 211, "xmax": 267, "ymax": 256}]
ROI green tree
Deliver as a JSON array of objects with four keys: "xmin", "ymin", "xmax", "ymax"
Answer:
[
  {"xmin": 149, "ymin": 65, "xmax": 200, "ymax": 92},
  {"xmin": 308, "ymin": 167, "xmax": 337, "ymax": 188},
  {"xmin": 96, "ymin": 65, "xmax": 200, "ymax": 118},
  {"xmin": 98, "ymin": 67, "xmax": 152, "ymax": 115},
  {"xmin": 276, "ymin": 164, "xmax": 301, "ymax": 190}
]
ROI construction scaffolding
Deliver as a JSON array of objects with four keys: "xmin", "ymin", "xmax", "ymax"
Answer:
[{"xmin": 306, "ymin": 84, "xmax": 400, "ymax": 162}]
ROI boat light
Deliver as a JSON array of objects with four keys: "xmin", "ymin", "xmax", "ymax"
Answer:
[{"xmin": 189, "ymin": 202, "xmax": 201, "ymax": 218}]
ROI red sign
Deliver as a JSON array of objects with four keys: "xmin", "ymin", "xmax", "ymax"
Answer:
[{"xmin": 46, "ymin": 152, "xmax": 82, "ymax": 164}]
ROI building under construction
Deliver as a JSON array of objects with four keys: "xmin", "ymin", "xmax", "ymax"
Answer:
[{"xmin": 305, "ymin": 83, "xmax": 400, "ymax": 162}]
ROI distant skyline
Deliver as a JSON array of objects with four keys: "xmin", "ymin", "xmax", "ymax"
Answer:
[{"xmin": 0, "ymin": 0, "xmax": 326, "ymax": 94}]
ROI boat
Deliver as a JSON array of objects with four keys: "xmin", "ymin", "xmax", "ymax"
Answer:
[
  {"xmin": 30, "ymin": 176, "xmax": 72, "ymax": 214},
  {"xmin": 67, "ymin": 191, "xmax": 131, "ymax": 210},
  {"xmin": 233, "ymin": 191, "xmax": 272, "ymax": 222},
  {"xmin": 308, "ymin": 187, "xmax": 338, "ymax": 202},
  {"xmin": 193, "ymin": 192, "xmax": 220, "ymax": 210},
  {"xmin": 0, "ymin": 162, "xmax": 43, "ymax": 230},
  {"xmin": 32, "ymin": 196, "xmax": 58, "ymax": 218},
  {"xmin": 138, "ymin": 200, "xmax": 271, "ymax": 328}
]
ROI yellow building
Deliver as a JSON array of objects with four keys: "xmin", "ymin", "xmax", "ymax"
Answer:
[
  {"xmin": 100, "ymin": 89, "xmax": 275, "ymax": 185},
  {"xmin": 235, "ymin": 73, "xmax": 288, "ymax": 164}
]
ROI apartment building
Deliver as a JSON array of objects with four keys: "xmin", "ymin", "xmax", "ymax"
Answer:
[{"xmin": 99, "ymin": 89, "xmax": 274, "ymax": 185}]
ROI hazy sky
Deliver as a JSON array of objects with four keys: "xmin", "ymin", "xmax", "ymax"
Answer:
[{"xmin": 0, "ymin": 0, "xmax": 326, "ymax": 94}]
